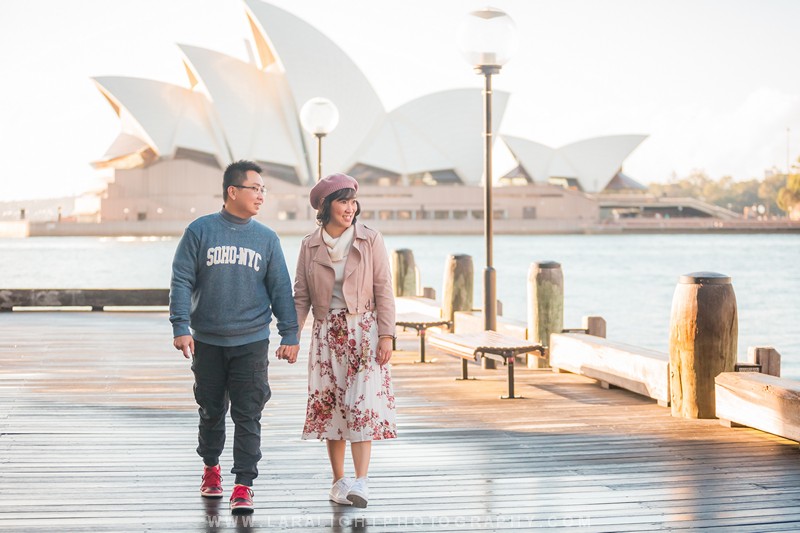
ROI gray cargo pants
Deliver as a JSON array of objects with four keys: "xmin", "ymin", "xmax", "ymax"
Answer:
[{"xmin": 191, "ymin": 338, "xmax": 271, "ymax": 486}]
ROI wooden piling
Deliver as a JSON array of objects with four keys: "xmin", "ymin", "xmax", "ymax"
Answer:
[
  {"xmin": 669, "ymin": 272, "xmax": 738, "ymax": 419},
  {"xmin": 747, "ymin": 346, "xmax": 781, "ymax": 377},
  {"xmin": 441, "ymin": 254, "xmax": 473, "ymax": 326},
  {"xmin": 527, "ymin": 261, "xmax": 564, "ymax": 369},
  {"xmin": 391, "ymin": 248, "xmax": 418, "ymax": 297},
  {"xmin": 583, "ymin": 315, "xmax": 606, "ymax": 338}
]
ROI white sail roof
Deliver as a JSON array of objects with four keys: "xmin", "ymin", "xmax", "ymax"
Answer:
[
  {"xmin": 178, "ymin": 44, "xmax": 307, "ymax": 181},
  {"xmin": 503, "ymin": 134, "xmax": 648, "ymax": 192},
  {"xmin": 354, "ymin": 89, "xmax": 510, "ymax": 183},
  {"xmin": 499, "ymin": 137, "xmax": 553, "ymax": 183},
  {"xmin": 243, "ymin": 0, "xmax": 386, "ymax": 175},
  {"xmin": 93, "ymin": 76, "xmax": 227, "ymax": 167}
]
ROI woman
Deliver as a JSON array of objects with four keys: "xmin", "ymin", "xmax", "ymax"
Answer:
[{"xmin": 293, "ymin": 173, "xmax": 396, "ymax": 508}]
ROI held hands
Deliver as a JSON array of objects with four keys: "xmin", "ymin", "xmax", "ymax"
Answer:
[
  {"xmin": 276, "ymin": 344, "xmax": 300, "ymax": 364},
  {"xmin": 173, "ymin": 335, "xmax": 194, "ymax": 359},
  {"xmin": 174, "ymin": 335, "xmax": 299, "ymax": 363},
  {"xmin": 376, "ymin": 337, "xmax": 393, "ymax": 366}
]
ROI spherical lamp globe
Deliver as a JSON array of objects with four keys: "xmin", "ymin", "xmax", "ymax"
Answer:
[
  {"xmin": 300, "ymin": 97, "xmax": 339, "ymax": 136},
  {"xmin": 457, "ymin": 7, "xmax": 517, "ymax": 68}
]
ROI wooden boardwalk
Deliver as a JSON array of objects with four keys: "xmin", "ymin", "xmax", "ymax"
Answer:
[{"xmin": 1, "ymin": 312, "xmax": 799, "ymax": 532}]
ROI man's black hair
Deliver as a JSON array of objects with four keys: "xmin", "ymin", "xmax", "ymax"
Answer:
[{"xmin": 223, "ymin": 160, "xmax": 262, "ymax": 201}]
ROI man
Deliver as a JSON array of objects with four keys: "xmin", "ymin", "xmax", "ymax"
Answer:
[{"xmin": 169, "ymin": 160, "xmax": 300, "ymax": 514}]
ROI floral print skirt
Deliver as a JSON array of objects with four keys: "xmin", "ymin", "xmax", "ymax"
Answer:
[{"xmin": 302, "ymin": 309, "xmax": 397, "ymax": 442}]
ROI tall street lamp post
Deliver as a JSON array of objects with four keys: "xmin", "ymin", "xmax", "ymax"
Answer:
[
  {"xmin": 458, "ymin": 7, "xmax": 517, "ymax": 332},
  {"xmin": 300, "ymin": 97, "xmax": 339, "ymax": 181}
]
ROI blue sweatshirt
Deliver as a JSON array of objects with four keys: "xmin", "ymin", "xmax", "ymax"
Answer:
[{"xmin": 169, "ymin": 209, "xmax": 299, "ymax": 347}]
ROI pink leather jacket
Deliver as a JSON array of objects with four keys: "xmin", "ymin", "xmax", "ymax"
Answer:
[{"xmin": 293, "ymin": 222, "xmax": 396, "ymax": 338}]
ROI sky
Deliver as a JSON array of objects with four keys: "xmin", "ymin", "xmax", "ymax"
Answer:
[{"xmin": 1, "ymin": 0, "xmax": 799, "ymax": 201}]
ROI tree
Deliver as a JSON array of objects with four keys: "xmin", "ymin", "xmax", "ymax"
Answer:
[
  {"xmin": 758, "ymin": 172, "xmax": 785, "ymax": 216},
  {"xmin": 647, "ymin": 170, "xmax": 786, "ymax": 216},
  {"xmin": 776, "ymin": 173, "xmax": 800, "ymax": 216}
]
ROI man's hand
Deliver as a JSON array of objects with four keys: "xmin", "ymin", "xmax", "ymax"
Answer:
[
  {"xmin": 276, "ymin": 344, "xmax": 300, "ymax": 364},
  {"xmin": 376, "ymin": 337, "xmax": 393, "ymax": 366},
  {"xmin": 173, "ymin": 335, "xmax": 194, "ymax": 359}
]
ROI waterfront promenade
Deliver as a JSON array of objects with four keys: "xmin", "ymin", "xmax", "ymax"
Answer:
[
  {"xmin": 15, "ymin": 216, "xmax": 800, "ymax": 238},
  {"xmin": 1, "ymin": 312, "xmax": 800, "ymax": 531}
]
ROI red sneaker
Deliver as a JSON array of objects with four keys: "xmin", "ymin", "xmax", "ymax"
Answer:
[
  {"xmin": 200, "ymin": 465, "xmax": 223, "ymax": 498},
  {"xmin": 230, "ymin": 484, "xmax": 254, "ymax": 514}
]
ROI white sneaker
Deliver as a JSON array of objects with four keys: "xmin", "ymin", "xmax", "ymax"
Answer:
[
  {"xmin": 346, "ymin": 477, "xmax": 369, "ymax": 508},
  {"xmin": 329, "ymin": 477, "xmax": 354, "ymax": 505}
]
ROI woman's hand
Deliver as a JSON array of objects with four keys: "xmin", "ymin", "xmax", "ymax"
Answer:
[
  {"xmin": 276, "ymin": 344, "xmax": 299, "ymax": 364},
  {"xmin": 376, "ymin": 337, "xmax": 393, "ymax": 366}
]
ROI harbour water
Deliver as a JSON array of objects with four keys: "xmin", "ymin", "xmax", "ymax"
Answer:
[{"xmin": 1, "ymin": 233, "xmax": 797, "ymax": 378}]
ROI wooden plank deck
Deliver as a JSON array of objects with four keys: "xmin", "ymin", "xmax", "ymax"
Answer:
[{"xmin": 1, "ymin": 312, "xmax": 799, "ymax": 532}]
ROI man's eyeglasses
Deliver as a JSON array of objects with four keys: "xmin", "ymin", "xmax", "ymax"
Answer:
[{"xmin": 233, "ymin": 185, "xmax": 267, "ymax": 195}]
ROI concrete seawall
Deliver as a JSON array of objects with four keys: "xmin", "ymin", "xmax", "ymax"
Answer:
[
  {"xmin": 26, "ymin": 218, "xmax": 800, "ymax": 237},
  {"xmin": 0, "ymin": 221, "xmax": 29, "ymax": 238}
]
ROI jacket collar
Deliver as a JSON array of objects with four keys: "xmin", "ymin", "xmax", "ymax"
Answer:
[{"xmin": 309, "ymin": 222, "xmax": 366, "ymax": 269}]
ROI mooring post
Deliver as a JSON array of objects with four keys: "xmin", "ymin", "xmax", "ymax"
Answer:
[
  {"xmin": 391, "ymin": 248, "xmax": 417, "ymax": 297},
  {"xmin": 747, "ymin": 346, "xmax": 781, "ymax": 377},
  {"xmin": 441, "ymin": 254, "xmax": 474, "ymax": 328},
  {"xmin": 526, "ymin": 261, "xmax": 564, "ymax": 368},
  {"xmin": 669, "ymin": 272, "xmax": 737, "ymax": 419}
]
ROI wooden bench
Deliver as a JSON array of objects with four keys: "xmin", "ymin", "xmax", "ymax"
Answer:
[
  {"xmin": 715, "ymin": 372, "xmax": 800, "ymax": 442},
  {"xmin": 0, "ymin": 289, "xmax": 169, "ymax": 312},
  {"xmin": 451, "ymin": 311, "xmax": 529, "ymax": 370},
  {"xmin": 549, "ymin": 332, "xmax": 670, "ymax": 406},
  {"xmin": 395, "ymin": 312, "xmax": 451, "ymax": 363},
  {"xmin": 428, "ymin": 331, "xmax": 545, "ymax": 399}
]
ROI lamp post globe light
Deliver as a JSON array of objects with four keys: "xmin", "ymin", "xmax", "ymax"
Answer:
[
  {"xmin": 457, "ymin": 7, "xmax": 517, "ymax": 333},
  {"xmin": 300, "ymin": 97, "xmax": 340, "ymax": 181}
]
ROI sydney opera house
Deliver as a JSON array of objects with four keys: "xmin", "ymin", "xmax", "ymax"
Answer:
[{"xmin": 90, "ymin": 0, "xmax": 659, "ymax": 234}]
